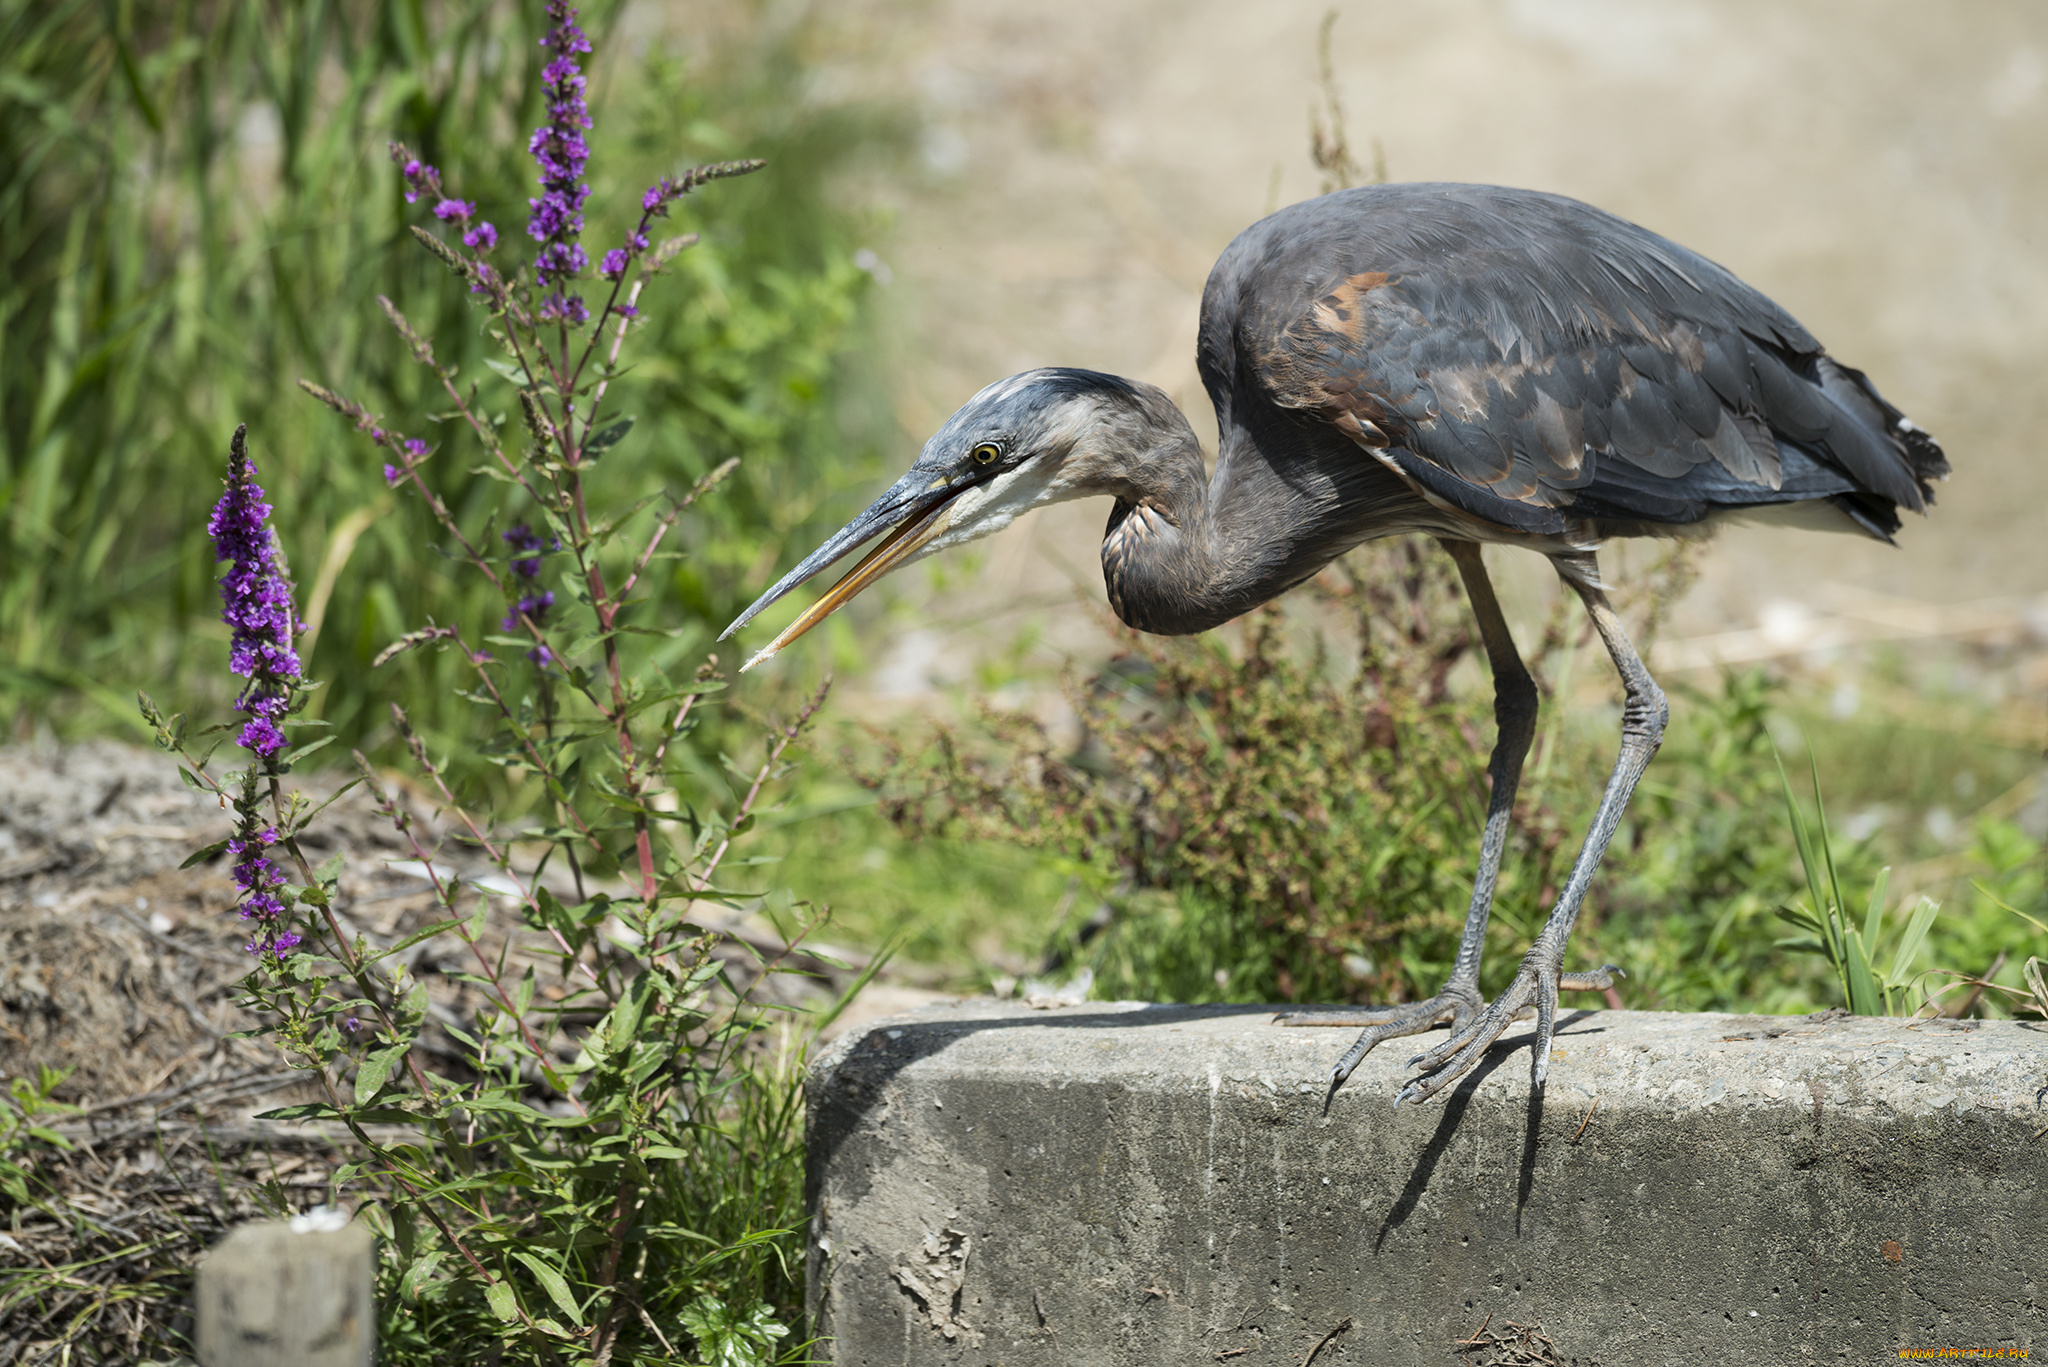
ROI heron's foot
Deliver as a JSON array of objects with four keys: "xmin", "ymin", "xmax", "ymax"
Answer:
[
  {"xmin": 1276, "ymin": 981, "xmax": 1485, "ymax": 1089},
  {"xmin": 1394, "ymin": 962, "xmax": 1621, "ymax": 1108}
]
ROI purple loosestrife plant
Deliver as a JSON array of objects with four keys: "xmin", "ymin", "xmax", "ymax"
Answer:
[{"xmin": 273, "ymin": 8, "xmax": 837, "ymax": 1361}]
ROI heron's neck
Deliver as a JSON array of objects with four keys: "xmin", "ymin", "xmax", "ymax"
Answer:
[
  {"xmin": 1100, "ymin": 417, "xmax": 1273, "ymax": 636},
  {"xmin": 1099, "ymin": 400, "xmax": 1428, "ymax": 636}
]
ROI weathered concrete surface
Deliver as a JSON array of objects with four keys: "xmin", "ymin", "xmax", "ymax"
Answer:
[{"xmin": 807, "ymin": 1001, "xmax": 2046, "ymax": 1365}]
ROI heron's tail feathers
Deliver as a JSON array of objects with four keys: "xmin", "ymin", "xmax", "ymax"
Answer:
[{"xmin": 1811, "ymin": 356, "xmax": 1950, "ymax": 506}]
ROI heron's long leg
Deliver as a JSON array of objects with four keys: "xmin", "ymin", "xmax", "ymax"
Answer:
[
  {"xmin": 1280, "ymin": 540, "xmax": 1548, "ymax": 1083},
  {"xmin": 1437, "ymin": 538, "xmax": 1537, "ymax": 993},
  {"xmin": 1396, "ymin": 553, "xmax": 1662, "ymax": 1106}
]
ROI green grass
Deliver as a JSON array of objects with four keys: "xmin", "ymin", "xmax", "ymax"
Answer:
[{"xmin": 744, "ymin": 767, "xmax": 1078, "ymax": 986}]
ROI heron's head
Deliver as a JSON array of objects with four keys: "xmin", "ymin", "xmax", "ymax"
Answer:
[{"xmin": 722, "ymin": 367, "xmax": 1183, "ymax": 670}]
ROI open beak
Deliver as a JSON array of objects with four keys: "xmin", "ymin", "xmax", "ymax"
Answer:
[{"xmin": 720, "ymin": 473, "xmax": 969, "ymax": 672}]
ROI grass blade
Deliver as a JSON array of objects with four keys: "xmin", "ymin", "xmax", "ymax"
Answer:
[
  {"xmin": 1885, "ymin": 896, "xmax": 1941, "ymax": 993},
  {"xmin": 1860, "ymin": 865, "xmax": 1890, "ymax": 951},
  {"xmin": 1842, "ymin": 928, "xmax": 1882, "ymax": 1015}
]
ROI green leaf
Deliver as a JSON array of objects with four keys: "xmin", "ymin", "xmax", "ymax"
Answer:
[
  {"xmin": 366, "ymin": 917, "xmax": 465, "ymax": 965},
  {"xmin": 485, "ymin": 1279, "xmax": 520, "ymax": 1322},
  {"xmin": 512, "ymin": 1251, "xmax": 584, "ymax": 1326},
  {"xmin": 1842, "ymin": 929, "xmax": 1882, "ymax": 1016},
  {"xmin": 1774, "ymin": 905, "xmax": 1822, "ymax": 934},
  {"xmin": 313, "ymin": 851, "xmax": 346, "ymax": 885},
  {"xmin": 583, "ymin": 415, "xmax": 633, "ymax": 456},
  {"xmin": 640, "ymin": 1145, "xmax": 688, "ymax": 1161},
  {"xmin": 256, "ymin": 1102, "xmax": 341, "ymax": 1122},
  {"xmin": 529, "ymin": 886, "xmax": 571, "ymax": 935},
  {"xmin": 355, "ymin": 1044, "xmax": 408, "ymax": 1105},
  {"xmin": 400, "ymin": 1250, "xmax": 446, "ymax": 1302},
  {"xmin": 180, "ymin": 838, "xmax": 230, "ymax": 869},
  {"xmin": 1885, "ymin": 896, "xmax": 1941, "ymax": 990},
  {"xmin": 1859, "ymin": 866, "xmax": 1890, "ymax": 951},
  {"xmin": 611, "ymin": 970, "xmax": 656, "ymax": 1050},
  {"xmin": 1976, "ymin": 881, "xmax": 2048, "ymax": 936},
  {"xmin": 280, "ymin": 734, "xmax": 339, "ymax": 767},
  {"xmin": 1806, "ymin": 752, "xmax": 1847, "ymax": 932},
  {"xmin": 339, "ymin": 1107, "xmax": 420, "ymax": 1125},
  {"xmin": 1776, "ymin": 756, "xmax": 1830, "ymax": 929},
  {"xmin": 295, "ymin": 777, "xmax": 365, "ymax": 828},
  {"xmin": 483, "ymin": 356, "xmax": 528, "ymax": 386}
]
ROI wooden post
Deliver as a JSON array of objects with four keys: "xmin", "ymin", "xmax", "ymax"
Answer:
[{"xmin": 195, "ymin": 1215, "xmax": 374, "ymax": 1367}]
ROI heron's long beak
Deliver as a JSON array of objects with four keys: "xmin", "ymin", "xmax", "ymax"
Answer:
[{"xmin": 719, "ymin": 473, "xmax": 966, "ymax": 672}]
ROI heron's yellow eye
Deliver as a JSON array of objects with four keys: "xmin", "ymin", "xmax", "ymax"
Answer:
[{"xmin": 971, "ymin": 443, "xmax": 999, "ymax": 465}]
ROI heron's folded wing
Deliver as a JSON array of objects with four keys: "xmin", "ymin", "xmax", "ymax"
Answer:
[{"xmin": 1246, "ymin": 198, "xmax": 1942, "ymax": 536}]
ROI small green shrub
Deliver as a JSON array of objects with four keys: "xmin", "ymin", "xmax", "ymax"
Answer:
[
  {"xmin": 1920, "ymin": 817, "xmax": 2047, "ymax": 1018},
  {"xmin": 859, "ymin": 542, "xmax": 1595, "ymax": 1009}
]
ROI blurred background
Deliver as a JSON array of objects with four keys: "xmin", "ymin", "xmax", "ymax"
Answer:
[
  {"xmin": 828, "ymin": 0, "xmax": 2048, "ymax": 680},
  {"xmin": 4, "ymin": 0, "xmax": 2043, "ymax": 1010}
]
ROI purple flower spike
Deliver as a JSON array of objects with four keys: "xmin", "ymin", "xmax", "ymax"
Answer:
[
  {"xmin": 209, "ymin": 425, "xmax": 307, "ymax": 957},
  {"xmin": 600, "ymin": 248, "xmax": 629, "ymax": 281},
  {"xmin": 208, "ymin": 426, "xmax": 303, "ymax": 763},
  {"xmin": 526, "ymin": 2, "xmax": 594, "ymax": 319},
  {"xmin": 434, "ymin": 199, "xmax": 475, "ymax": 222},
  {"xmin": 464, "ymin": 221, "xmax": 499, "ymax": 252}
]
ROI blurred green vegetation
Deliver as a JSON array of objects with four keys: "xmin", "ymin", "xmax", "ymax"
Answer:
[{"xmin": 0, "ymin": 0, "xmax": 897, "ymax": 776}]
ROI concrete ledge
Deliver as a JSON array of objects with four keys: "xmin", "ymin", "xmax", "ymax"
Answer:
[{"xmin": 806, "ymin": 1002, "xmax": 2046, "ymax": 1365}]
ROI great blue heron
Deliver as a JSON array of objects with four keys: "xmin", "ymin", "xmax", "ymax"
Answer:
[{"xmin": 722, "ymin": 182, "xmax": 1948, "ymax": 1106}]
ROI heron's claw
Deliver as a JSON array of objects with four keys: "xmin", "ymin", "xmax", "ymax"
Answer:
[
  {"xmin": 1275, "ymin": 982, "xmax": 1484, "ymax": 1088},
  {"xmin": 1393, "ymin": 962, "xmax": 1619, "ymax": 1107}
]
